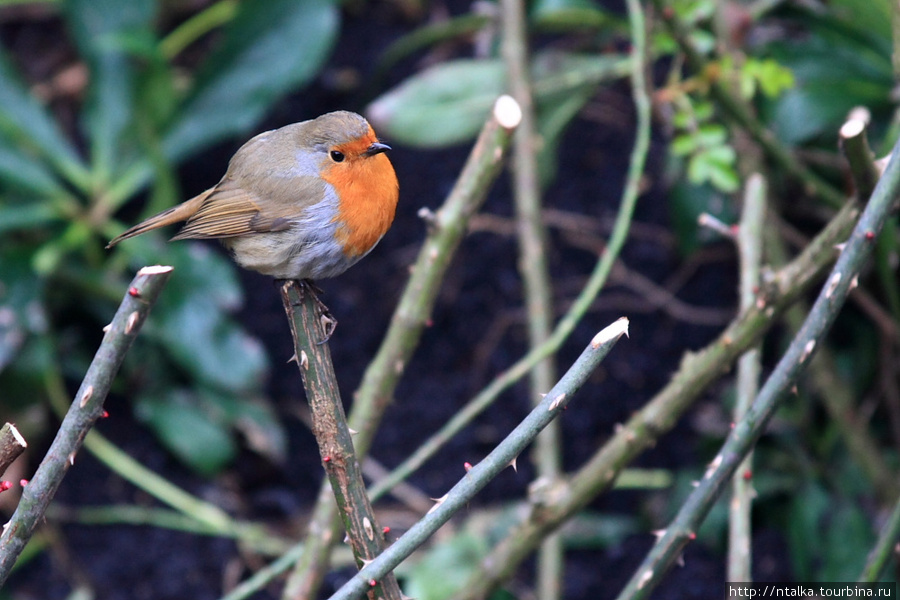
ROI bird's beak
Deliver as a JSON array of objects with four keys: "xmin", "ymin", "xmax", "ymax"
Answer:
[{"xmin": 363, "ymin": 142, "xmax": 391, "ymax": 157}]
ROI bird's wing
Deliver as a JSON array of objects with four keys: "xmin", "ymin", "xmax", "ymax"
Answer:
[{"xmin": 170, "ymin": 179, "xmax": 295, "ymax": 240}]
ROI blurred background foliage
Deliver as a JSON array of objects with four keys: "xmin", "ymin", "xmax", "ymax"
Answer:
[
  {"xmin": 0, "ymin": 0, "xmax": 339, "ymax": 474},
  {"xmin": 0, "ymin": 0, "xmax": 898, "ymax": 596}
]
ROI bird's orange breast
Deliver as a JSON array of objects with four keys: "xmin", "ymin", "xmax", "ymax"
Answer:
[{"xmin": 320, "ymin": 140, "xmax": 399, "ymax": 258}]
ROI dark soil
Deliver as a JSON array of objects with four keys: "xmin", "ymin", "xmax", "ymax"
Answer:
[{"xmin": 3, "ymin": 1, "xmax": 792, "ymax": 599}]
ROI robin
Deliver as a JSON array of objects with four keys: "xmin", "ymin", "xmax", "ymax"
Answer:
[{"xmin": 108, "ymin": 111, "xmax": 399, "ymax": 282}]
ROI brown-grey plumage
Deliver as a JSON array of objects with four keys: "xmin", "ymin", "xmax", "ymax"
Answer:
[{"xmin": 108, "ymin": 111, "xmax": 399, "ymax": 280}]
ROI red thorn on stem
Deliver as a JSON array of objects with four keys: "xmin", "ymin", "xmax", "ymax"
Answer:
[
  {"xmin": 688, "ymin": 531, "xmax": 697, "ymax": 540},
  {"xmin": 101, "ymin": 410, "xmax": 109, "ymax": 418},
  {"xmin": 742, "ymin": 469, "xmax": 752, "ymax": 480},
  {"xmin": 19, "ymin": 479, "xmax": 28, "ymax": 487},
  {"xmin": 323, "ymin": 456, "xmax": 331, "ymax": 463},
  {"xmin": 369, "ymin": 579, "xmax": 377, "ymax": 588},
  {"xmin": 464, "ymin": 462, "xmax": 473, "ymax": 472},
  {"xmin": 865, "ymin": 231, "xmax": 876, "ymax": 240},
  {"xmin": 382, "ymin": 526, "xmax": 391, "ymax": 534},
  {"xmin": 0, "ymin": 481, "xmax": 12, "ymax": 492},
  {"xmin": 128, "ymin": 287, "xmax": 141, "ymax": 297}
]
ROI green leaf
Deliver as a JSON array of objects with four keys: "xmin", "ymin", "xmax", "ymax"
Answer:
[
  {"xmin": 401, "ymin": 532, "xmax": 489, "ymax": 600},
  {"xmin": 112, "ymin": 234, "xmax": 268, "ymax": 393},
  {"xmin": 672, "ymin": 0, "xmax": 716, "ymax": 24},
  {"xmin": 763, "ymin": 15, "xmax": 891, "ymax": 144},
  {"xmin": 786, "ymin": 483, "xmax": 830, "ymax": 580},
  {"xmin": 702, "ymin": 144, "xmax": 736, "ymax": 165},
  {"xmin": 0, "ymin": 51, "xmax": 88, "ymax": 190},
  {"xmin": 829, "ymin": 0, "xmax": 890, "ymax": 39},
  {"xmin": 368, "ymin": 52, "xmax": 629, "ymax": 148},
  {"xmin": 123, "ymin": 239, "xmax": 245, "ymax": 311},
  {"xmin": 822, "ymin": 502, "xmax": 873, "ymax": 580},
  {"xmin": 687, "ymin": 144, "xmax": 738, "ymax": 192},
  {"xmin": 686, "ymin": 152, "xmax": 711, "ymax": 185},
  {"xmin": 0, "ymin": 200, "xmax": 60, "ymax": 235},
  {"xmin": 367, "ymin": 59, "xmax": 506, "ymax": 148},
  {"xmin": 163, "ymin": 0, "xmax": 339, "ymax": 163},
  {"xmin": 705, "ymin": 160, "xmax": 740, "ymax": 193},
  {"xmin": 136, "ymin": 389, "xmax": 238, "ymax": 476},
  {"xmin": 535, "ymin": 83, "xmax": 596, "ymax": 187},
  {"xmin": 671, "ymin": 133, "xmax": 698, "ymax": 156},
  {"xmin": 0, "ymin": 143, "xmax": 66, "ymax": 197},
  {"xmin": 694, "ymin": 123, "xmax": 727, "ymax": 148},
  {"xmin": 63, "ymin": 0, "xmax": 157, "ymax": 182},
  {"xmin": 155, "ymin": 301, "xmax": 267, "ymax": 393},
  {"xmin": 0, "ymin": 246, "xmax": 47, "ymax": 373},
  {"xmin": 530, "ymin": 0, "xmax": 612, "ymax": 31},
  {"xmin": 668, "ymin": 179, "xmax": 735, "ymax": 254},
  {"xmin": 211, "ymin": 394, "xmax": 287, "ymax": 463}
]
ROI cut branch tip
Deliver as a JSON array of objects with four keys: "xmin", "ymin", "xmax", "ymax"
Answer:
[
  {"xmin": 592, "ymin": 317, "xmax": 630, "ymax": 348},
  {"xmin": 493, "ymin": 94, "xmax": 522, "ymax": 129},
  {"xmin": 136, "ymin": 265, "xmax": 174, "ymax": 276}
]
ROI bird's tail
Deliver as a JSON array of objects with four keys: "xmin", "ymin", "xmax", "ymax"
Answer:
[{"xmin": 106, "ymin": 189, "xmax": 212, "ymax": 248}]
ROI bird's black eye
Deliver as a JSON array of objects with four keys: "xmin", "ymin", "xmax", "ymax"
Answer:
[{"xmin": 330, "ymin": 150, "xmax": 345, "ymax": 162}]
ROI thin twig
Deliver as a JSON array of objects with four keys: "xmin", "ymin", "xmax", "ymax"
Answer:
[
  {"xmin": 43, "ymin": 363, "xmax": 250, "ymax": 535},
  {"xmin": 0, "ymin": 265, "xmax": 173, "ymax": 586},
  {"xmin": 728, "ymin": 173, "xmax": 766, "ymax": 582},
  {"xmin": 839, "ymin": 114, "xmax": 880, "ymax": 202},
  {"xmin": 765, "ymin": 215, "xmax": 898, "ymax": 501},
  {"xmin": 501, "ymin": 0, "xmax": 562, "ymax": 596},
  {"xmin": 48, "ymin": 504, "xmax": 286, "ymax": 555},
  {"xmin": 455, "ymin": 198, "xmax": 861, "ymax": 600},
  {"xmin": 328, "ymin": 319, "xmax": 630, "ymax": 600},
  {"xmin": 281, "ymin": 96, "xmax": 521, "ymax": 600},
  {"xmin": 280, "ymin": 280, "xmax": 402, "ymax": 600},
  {"xmin": 858, "ymin": 493, "xmax": 900, "ymax": 583},
  {"xmin": 616, "ymin": 115, "xmax": 900, "ymax": 600}
]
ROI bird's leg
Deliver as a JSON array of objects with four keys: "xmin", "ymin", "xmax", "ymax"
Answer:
[
  {"xmin": 277, "ymin": 279, "xmax": 338, "ymax": 343},
  {"xmin": 300, "ymin": 279, "xmax": 338, "ymax": 343}
]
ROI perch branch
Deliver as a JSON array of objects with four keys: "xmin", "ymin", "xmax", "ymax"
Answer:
[
  {"xmin": 281, "ymin": 96, "xmax": 520, "ymax": 599},
  {"xmin": 0, "ymin": 265, "xmax": 173, "ymax": 586},
  {"xmin": 280, "ymin": 280, "xmax": 401, "ymax": 600}
]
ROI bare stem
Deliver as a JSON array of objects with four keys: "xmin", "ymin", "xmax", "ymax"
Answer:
[
  {"xmin": 279, "ymin": 280, "xmax": 402, "ymax": 600},
  {"xmin": 616, "ymin": 118, "xmax": 900, "ymax": 600},
  {"xmin": 328, "ymin": 319, "xmax": 630, "ymax": 600},
  {"xmin": 0, "ymin": 265, "xmax": 173, "ymax": 586},
  {"xmin": 455, "ymin": 197, "xmax": 861, "ymax": 600},
  {"xmin": 501, "ymin": 0, "xmax": 562, "ymax": 595},
  {"xmin": 728, "ymin": 173, "xmax": 766, "ymax": 582}
]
